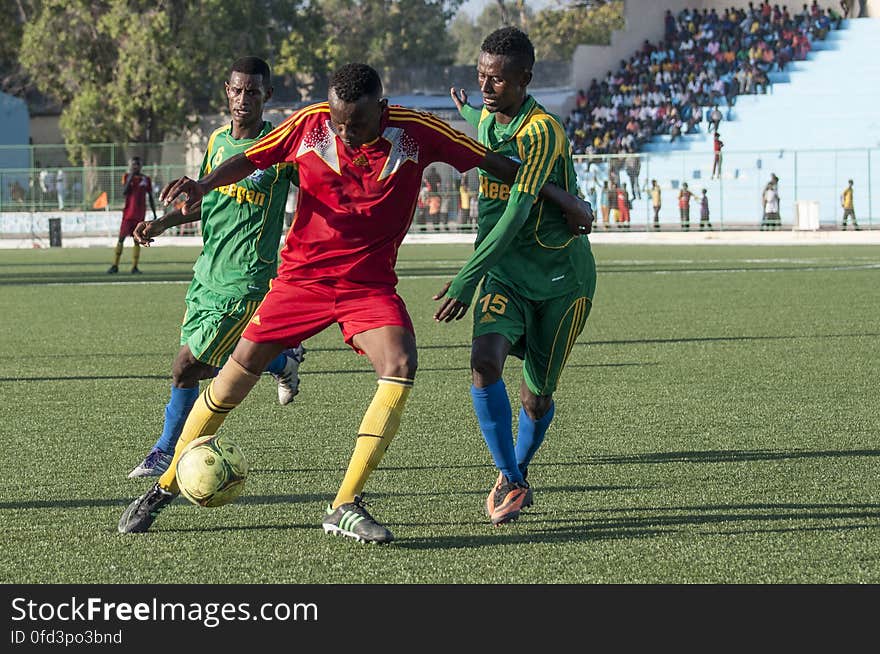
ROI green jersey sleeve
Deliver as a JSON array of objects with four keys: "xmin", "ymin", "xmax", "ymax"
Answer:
[
  {"xmin": 447, "ymin": 187, "xmax": 533, "ymax": 302},
  {"xmin": 458, "ymin": 103, "xmax": 482, "ymax": 129},
  {"xmin": 513, "ymin": 117, "xmax": 562, "ymax": 197}
]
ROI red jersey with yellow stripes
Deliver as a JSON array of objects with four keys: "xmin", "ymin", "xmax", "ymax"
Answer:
[{"xmin": 245, "ymin": 102, "xmax": 486, "ymax": 287}]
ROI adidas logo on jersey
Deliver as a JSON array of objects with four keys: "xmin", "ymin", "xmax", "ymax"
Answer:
[{"xmin": 479, "ymin": 313, "xmax": 496, "ymax": 324}]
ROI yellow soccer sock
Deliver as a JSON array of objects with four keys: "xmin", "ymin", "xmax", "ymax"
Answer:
[
  {"xmin": 112, "ymin": 242, "xmax": 123, "ymax": 267},
  {"xmin": 158, "ymin": 358, "xmax": 260, "ymax": 493},
  {"xmin": 132, "ymin": 242, "xmax": 140, "ymax": 268},
  {"xmin": 332, "ymin": 377, "xmax": 413, "ymax": 508}
]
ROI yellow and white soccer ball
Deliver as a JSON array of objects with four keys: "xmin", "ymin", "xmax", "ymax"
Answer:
[{"xmin": 176, "ymin": 434, "xmax": 249, "ymax": 508}]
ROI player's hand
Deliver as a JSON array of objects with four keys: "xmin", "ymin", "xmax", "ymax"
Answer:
[
  {"xmin": 160, "ymin": 176, "xmax": 205, "ymax": 215},
  {"xmin": 433, "ymin": 282, "xmax": 470, "ymax": 323},
  {"xmin": 564, "ymin": 197, "xmax": 594, "ymax": 236},
  {"xmin": 133, "ymin": 220, "xmax": 164, "ymax": 246},
  {"xmin": 449, "ymin": 87, "xmax": 469, "ymax": 111}
]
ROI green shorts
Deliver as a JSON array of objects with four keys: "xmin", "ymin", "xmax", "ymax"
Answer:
[
  {"xmin": 472, "ymin": 276, "xmax": 595, "ymax": 396},
  {"xmin": 180, "ymin": 278, "xmax": 263, "ymax": 368}
]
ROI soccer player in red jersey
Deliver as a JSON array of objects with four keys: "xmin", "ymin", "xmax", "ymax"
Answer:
[
  {"xmin": 108, "ymin": 156, "xmax": 157, "ymax": 274},
  {"xmin": 118, "ymin": 62, "xmax": 590, "ymax": 542}
]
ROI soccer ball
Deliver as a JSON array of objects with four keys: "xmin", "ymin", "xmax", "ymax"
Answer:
[{"xmin": 176, "ymin": 434, "xmax": 249, "ymax": 507}]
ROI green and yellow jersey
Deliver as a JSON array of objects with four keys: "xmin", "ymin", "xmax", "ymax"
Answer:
[
  {"xmin": 193, "ymin": 121, "xmax": 297, "ymax": 300},
  {"xmin": 450, "ymin": 96, "xmax": 592, "ymax": 302}
]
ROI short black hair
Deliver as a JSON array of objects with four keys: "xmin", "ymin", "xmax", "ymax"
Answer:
[
  {"xmin": 481, "ymin": 27, "xmax": 535, "ymax": 71},
  {"xmin": 330, "ymin": 63, "xmax": 383, "ymax": 103},
  {"xmin": 231, "ymin": 56, "xmax": 271, "ymax": 86}
]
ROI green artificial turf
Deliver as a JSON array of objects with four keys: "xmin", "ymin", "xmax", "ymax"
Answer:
[{"xmin": 1, "ymin": 243, "xmax": 878, "ymax": 583}]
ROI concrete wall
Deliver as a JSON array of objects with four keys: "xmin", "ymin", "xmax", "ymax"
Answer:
[{"xmin": 567, "ymin": 0, "xmax": 855, "ymax": 117}]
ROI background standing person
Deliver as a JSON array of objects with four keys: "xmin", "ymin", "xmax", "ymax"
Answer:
[
  {"xmin": 458, "ymin": 172, "xmax": 472, "ymax": 228},
  {"xmin": 679, "ymin": 182, "xmax": 693, "ymax": 231},
  {"xmin": 609, "ymin": 182, "xmax": 620, "ymax": 227},
  {"xmin": 123, "ymin": 56, "xmax": 305, "ymax": 480},
  {"xmin": 712, "ymin": 132, "xmax": 724, "ymax": 180},
  {"xmin": 699, "ymin": 188, "xmax": 713, "ymax": 230},
  {"xmin": 37, "ymin": 161, "xmax": 53, "ymax": 206},
  {"xmin": 586, "ymin": 183, "xmax": 598, "ymax": 231},
  {"xmin": 625, "ymin": 155, "xmax": 642, "ymax": 199},
  {"xmin": 55, "ymin": 168, "xmax": 66, "ymax": 210},
  {"xmin": 440, "ymin": 27, "xmax": 596, "ymax": 528},
  {"xmin": 617, "ymin": 182, "xmax": 631, "ymax": 229},
  {"xmin": 762, "ymin": 173, "xmax": 781, "ymax": 230},
  {"xmin": 840, "ymin": 179, "xmax": 859, "ymax": 230},
  {"xmin": 108, "ymin": 156, "xmax": 157, "ymax": 274},
  {"xmin": 599, "ymin": 180, "xmax": 611, "ymax": 229},
  {"xmin": 651, "ymin": 179, "xmax": 662, "ymax": 230},
  {"xmin": 425, "ymin": 166, "xmax": 443, "ymax": 230},
  {"xmin": 708, "ymin": 105, "xmax": 723, "ymax": 133}
]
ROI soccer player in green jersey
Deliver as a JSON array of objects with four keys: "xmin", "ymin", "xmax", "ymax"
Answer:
[
  {"xmin": 435, "ymin": 27, "xmax": 597, "ymax": 526},
  {"xmin": 125, "ymin": 57, "xmax": 305, "ymax": 479}
]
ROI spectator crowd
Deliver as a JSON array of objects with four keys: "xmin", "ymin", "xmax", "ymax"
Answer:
[{"xmin": 564, "ymin": 1, "xmax": 843, "ymax": 157}]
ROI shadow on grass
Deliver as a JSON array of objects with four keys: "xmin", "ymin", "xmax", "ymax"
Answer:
[
  {"xmin": 582, "ymin": 448, "xmax": 880, "ymax": 465},
  {"xmin": 0, "ymin": 272, "xmax": 195, "ymax": 286},
  {"xmin": 254, "ymin": 447, "xmax": 880, "ymax": 476},
  {"xmin": 0, "ymin": 361, "xmax": 654, "ymax": 383},
  {"xmin": 0, "ymin": 374, "xmax": 171, "ymax": 382},
  {"xmin": 394, "ymin": 502, "xmax": 880, "ymax": 550}
]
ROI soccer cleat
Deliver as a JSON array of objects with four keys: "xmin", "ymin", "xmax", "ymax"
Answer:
[
  {"xmin": 107, "ymin": 265, "xmax": 119, "ymax": 274},
  {"xmin": 488, "ymin": 476, "xmax": 531, "ymax": 526},
  {"xmin": 131, "ymin": 266, "xmax": 142, "ymax": 274},
  {"xmin": 272, "ymin": 344, "xmax": 305, "ymax": 406},
  {"xmin": 322, "ymin": 495, "xmax": 393, "ymax": 544},
  {"xmin": 485, "ymin": 470, "xmax": 533, "ymax": 516},
  {"xmin": 118, "ymin": 482, "xmax": 178, "ymax": 534},
  {"xmin": 127, "ymin": 447, "xmax": 173, "ymax": 479}
]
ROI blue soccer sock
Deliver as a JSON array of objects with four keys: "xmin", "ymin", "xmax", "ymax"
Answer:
[
  {"xmin": 515, "ymin": 402, "xmax": 555, "ymax": 474},
  {"xmin": 154, "ymin": 385, "xmax": 200, "ymax": 453},
  {"xmin": 264, "ymin": 352, "xmax": 289, "ymax": 375},
  {"xmin": 471, "ymin": 380, "xmax": 522, "ymax": 484}
]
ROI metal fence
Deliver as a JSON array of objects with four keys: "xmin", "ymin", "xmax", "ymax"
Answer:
[
  {"xmin": 0, "ymin": 142, "xmax": 189, "ymax": 213},
  {"xmin": 1, "ymin": 145, "xmax": 877, "ymax": 237}
]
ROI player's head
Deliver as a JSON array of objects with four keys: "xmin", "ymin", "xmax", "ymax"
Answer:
[
  {"xmin": 848, "ymin": 179, "xmax": 853, "ymax": 186},
  {"xmin": 328, "ymin": 63, "xmax": 386, "ymax": 150},
  {"xmin": 226, "ymin": 57, "xmax": 273, "ymax": 130},
  {"xmin": 477, "ymin": 27, "xmax": 534, "ymax": 117},
  {"xmin": 129, "ymin": 156, "xmax": 142, "ymax": 174}
]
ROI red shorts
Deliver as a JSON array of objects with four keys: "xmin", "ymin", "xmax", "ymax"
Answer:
[
  {"xmin": 242, "ymin": 278, "xmax": 414, "ymax": 354},
  {"xmin": 119, "ymin": 218, "xmax": 140, "ymax": 239}
]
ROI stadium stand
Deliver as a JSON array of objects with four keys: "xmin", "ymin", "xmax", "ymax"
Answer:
[
  {"xmin": 565, "ymin": 2, "xmax": 843, "ymax": 157},
  {"xmin": 568, "ymin": 4, "xmax": 880, "ymax": 228}
]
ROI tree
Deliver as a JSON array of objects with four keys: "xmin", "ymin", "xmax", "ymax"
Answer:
[
  {"xmin": 19, "ymin": 1, "xmax": 307, "ymax": 153},
  {"xmin": 449, "ymin": 1, "xmax": 532, "ymax": 66},
  {"xmin": 0, "ymin": 0, "xmax": 37, "ymax": 96},
  {"xmin": 275, "ymin": 0, "xmax": 462, "ymax": 98},
  {"xmin": 529, "ymin": 0, "xmax": 625, "ymax": 61}
]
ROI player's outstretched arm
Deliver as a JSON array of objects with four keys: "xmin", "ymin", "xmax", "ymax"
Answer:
[
  {"xmin": 133, "ymin": 202, "xmax": 202, "ymax": 246},
  {"xmin": 479, "ymin": 152, "xmax": 592, "ymax": 235},
  {"xmin": 160, "ymin": 153, "xmax": 257, "ymax": 215},
  {"xmin": 433, "ymin": 190, "xmax": 533, "ymax": 323},
  {"xmin": 450, "ymin": 87, "xmax": 481, "ymax": 128}
]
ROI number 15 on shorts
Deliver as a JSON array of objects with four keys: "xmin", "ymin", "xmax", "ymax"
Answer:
[{"xmin": 479, "ymin": 293, "xmax": 508, "ymax": 315}]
